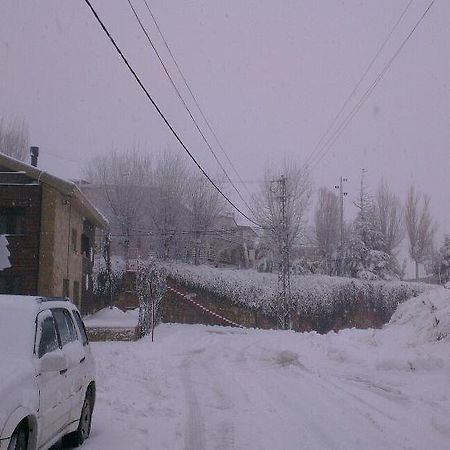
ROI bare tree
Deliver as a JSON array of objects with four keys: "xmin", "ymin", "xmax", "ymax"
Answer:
[
  {"xmin": 0, "ymin": 117, "xmax": 29, "ymax": 161},
  {"xmin": 255, "ymin": 161, "xmax": 312, "ymax": 266},
  {"xmin": 314, "ymin": 187, "xmax": 340, "ymax": 259},
  {"xmin": 186, "ymin": 174, "xmax": 225, "ymax": 264},
  {"xmin": 375, "ymin": 180, "xmax": 404, "ymax": 255},
  {"xmin": 405, "ymin": 185, "xmax": 436, "ymax": 280},
  {"xmin": 86, "ymin": 149, "xmax": 152, "ymax": 263},
  {"xmin": 149, "ymin": 151, "xmax": 189, "ymax": 259},
  {"xmin": 137, "ymin": 261, "xmax": 167, "ymax": 341}
]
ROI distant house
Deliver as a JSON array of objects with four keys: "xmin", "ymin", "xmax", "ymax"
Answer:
[
  {"xmin": 76, "ymin": 182, "xmax": 257, "ymax": 269},
  {"xmin": 206, "ymin": 215, "xmax": 258, "ymax": 268},
  {"xmin": 0, "ymin": 152, "xmax": 108, "ymax": 313}
]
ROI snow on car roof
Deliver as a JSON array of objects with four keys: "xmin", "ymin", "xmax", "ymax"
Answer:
[
  {"xmin": 0, "ymin": 295, "xmax": 77, "ymax": 358},
  {"xmin": 0, "ymin": 295, "xmax": 70, "ymax": 310},
  {"xmin": 0, "ymin": 294, "xmax": 42, "ymax": 311},
  {"xmin": 0, "ymin": 295, "xmax": 40, "ymax": 358}
]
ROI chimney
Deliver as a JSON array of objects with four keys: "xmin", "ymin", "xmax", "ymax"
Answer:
[{"xmin": 30, "ymin": 146, "xmax": 39, "ymax": 167}]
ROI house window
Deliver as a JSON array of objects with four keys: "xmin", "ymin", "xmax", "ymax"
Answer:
[
  {"xmin": 63, "ymin": 278, "xmax": 70, "ymax": 298},
  {"xmin": 81, "ymin": 234, "xmax": 90, "ymax": 259},
  {"xmin": 0, "ymin": 275, "xmax": 20, "ymax": 294},
  {"xmin": 73, "ymin": 280, "xmax": 80, "ymax": 304},
  {"xmin": 71, "ymin": 228, "xmax": 78, "ymax": 252},
  {"xmin": 0, "ymin": 208, "xmax": 24, "ymax": 235}
]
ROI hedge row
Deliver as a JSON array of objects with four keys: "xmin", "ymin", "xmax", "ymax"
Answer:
[{"xmin": 163, "ymin": 263, "xmax": 430, "ymax": 330}]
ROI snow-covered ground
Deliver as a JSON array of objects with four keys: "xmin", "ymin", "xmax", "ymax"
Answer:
[
  {"xmin": 81, "ymin": 288, "xmax": 450, "ymax": 450},
  {"xmin": 84, "ymin": 307, "xmax": 139, "ymax": 329}
]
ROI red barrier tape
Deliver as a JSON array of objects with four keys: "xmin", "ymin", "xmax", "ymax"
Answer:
[{"xmin": 168, "ymin": 287, "xmax": 245, "ymax": 329}]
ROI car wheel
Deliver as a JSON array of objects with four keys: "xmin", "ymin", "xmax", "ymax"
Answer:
[
  {"xmin": 62, "ymin": 395, "xmax": 92, "ymax": 448},
  {"xmin": 7, "ymin": 425, "xmax": 28, "ymax": 450}
]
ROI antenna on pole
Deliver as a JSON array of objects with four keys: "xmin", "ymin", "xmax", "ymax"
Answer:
[{"xmin": 334, "ymin": 176, "xmax": 348, "ymax": 251}]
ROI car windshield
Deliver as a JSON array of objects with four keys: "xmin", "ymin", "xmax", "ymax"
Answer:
[{"xmin": 0, "ymin": 297, "xmax": 36, "ymax": 359}]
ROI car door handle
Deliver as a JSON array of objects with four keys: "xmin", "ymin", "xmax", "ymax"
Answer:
[
  {"xmin": 80, "ymin": 357, "xmax": 86, "ymax": 364},
  {"xmin": 60, "ymin": 368, "xmax": 68, "ymax": 375}
]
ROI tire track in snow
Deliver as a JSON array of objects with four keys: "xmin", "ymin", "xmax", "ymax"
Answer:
[
  {"xmin": 234, "ymin": 343, "xmax": 341, "ymax": 449},
  {"xmin": 201, "ymin": 361, "xmax": 236, "ymax": 450},
  {"xmin": 181, "ymin": 357, "xmax": 205, "ymax": 450}
]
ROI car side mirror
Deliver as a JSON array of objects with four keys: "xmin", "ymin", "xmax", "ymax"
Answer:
[{"xmin": 39, "ymin": 351, "xmax": 67, "ymax": 374}]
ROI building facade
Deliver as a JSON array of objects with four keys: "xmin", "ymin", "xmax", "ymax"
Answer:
[{"xmin": 0, "ymin": 153, "xmax": 107, "ymax": 314}]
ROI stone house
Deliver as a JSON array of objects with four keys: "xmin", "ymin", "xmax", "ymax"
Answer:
[
  {"xmin": 0, "ymin": 152, "xmax": 108, "ymax": 314},
  {"xmin": 206, "ymin": 215, "xmax": 258, "ymax": 268}
]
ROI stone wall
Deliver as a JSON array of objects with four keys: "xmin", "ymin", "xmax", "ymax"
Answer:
[
  {"xmin": 163, "ymin": 278, "xmax": 388, "ymax": 333},
  {"xmin": 38, "ymin": 184, "xmax": 84, "ymax": 309},
  {"xmin": 92, "ymin": 276, "xmax": 389, "ymax": 333},
  {"xmin": 86, "ymin": 326, "xmax": 139, "ymax": 342},
  {"xmin": 162, "ymin": 279, "xmax": 277, "ymax": 329}
]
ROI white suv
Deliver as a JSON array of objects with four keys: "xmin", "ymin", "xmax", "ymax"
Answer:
[{"xmin": 0, "ymin": 295, "xmax": 96, "ymax": 450}]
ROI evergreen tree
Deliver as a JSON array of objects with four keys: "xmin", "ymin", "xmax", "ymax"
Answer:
[
  {"xmin": 341, "ymin": 170, "xmax": 390, "ymax": 279},
  {"xmin": 433, "ymin": 236, "xmax": 450, "ymax": 284}
]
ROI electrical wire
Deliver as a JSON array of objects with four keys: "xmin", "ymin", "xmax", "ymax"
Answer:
[
  {"xmin": 141, "ymin": 0, "xmax": 255, "ymax": 202},
  {"xmin": 82, "ymin": 0, "xmax": 261, "ymax": 227},
  {"xmin": 126, "ymin": 0, "xmax": 256, "ymax": 218},
  {"xmin": 109, "ymin": 229, "xmax": 255, "ymax": 247},
  {"xmin": 305, "ymin": 0, "xmax": 414, "ymax": 167},
  {"xmin": 310, "ymin": 0, "xmax": 436, "ymax": 170}
]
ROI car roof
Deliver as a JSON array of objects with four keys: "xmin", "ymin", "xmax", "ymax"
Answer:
[{"xmin": 0, "ymin": 294, "xmax": 77, "ymax": 314}]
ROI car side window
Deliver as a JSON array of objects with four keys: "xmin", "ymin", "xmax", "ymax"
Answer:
[
  {"xmin": 52, "ymin": 309, "xmax": 78, "ymax": 347},
  {"xmin": 36, "ymin": 311, "xmax": 59, "ymax": 358},
  {"xmin": 73, "ymin": 310, "xmax": 89, "ymax": 346}
]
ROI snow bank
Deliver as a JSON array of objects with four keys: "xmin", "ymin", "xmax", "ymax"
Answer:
[
  {"xmin": 388, "ymin": 287, "xmax": 450, "ymax": 344},
  {"xmin": 84, "ymin": 306, "xmax": 139, "ymax": 329},
  {"xmin": 163, "ymin": 263, "xmax": 431, "ymax": 327},
  {"xmin": 0, "ymin": 235, "xmax": 11, "ymax": 271}
]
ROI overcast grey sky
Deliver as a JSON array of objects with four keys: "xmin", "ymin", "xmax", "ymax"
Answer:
[{"xmin": 1, "ymin": 0, "xmax": 449, "ymax": 254}]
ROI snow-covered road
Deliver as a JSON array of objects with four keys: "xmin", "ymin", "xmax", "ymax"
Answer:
[{"xmin": 81, "ymin": 289, "xmax": 450, "ymax": 450}]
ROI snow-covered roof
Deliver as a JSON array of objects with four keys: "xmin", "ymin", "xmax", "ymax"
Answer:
[{"xmin": 0, "ymin": 152, "xmax": 108, "ymax": 228}]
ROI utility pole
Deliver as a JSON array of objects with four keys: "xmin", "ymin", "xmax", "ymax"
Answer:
[
  {"xmin": 334, "ymin": 176, "xmax": 348, "ymax": 248},
  {"xmin": 271, "ymin": 175, "xmax": 291, "ymax": 329}
]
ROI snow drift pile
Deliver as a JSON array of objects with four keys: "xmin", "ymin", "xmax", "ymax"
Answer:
[
  {"xmin": 388, "ymin": 287, "xmax": 450, "ymax": 344},
  {"xmin": 84, "ymin": 306, "xmax": 139, "ymax": 329},
  {"xmin": 164, "ymin": 263, "xmax": 431, "ymax": 329}
]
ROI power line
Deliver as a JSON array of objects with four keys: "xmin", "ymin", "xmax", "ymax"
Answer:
[
  {"xmin": 82, "ymin": 0, "xmax": 261, "ymax": 227},
  {"xmin": 126, "ymin": 0, "xmax": 256, "ymax": 217},
  {"xmin": 310, "ymin": 0, "xmax": 436, "ymax": 170},
  {"xmin": 38, "ymin": 148, "xmax": 81, "ymax": 164},
  {"xmin": 141, "ymin": 0, "xmax": 255, "ymax": 202},
  {"xmin": 221, "ymin": 179, "xmax": 264, "ymax": 184},
  {"xmin": 305, "ymin": 0, "xmax": 414, "ymax": 168},
  {"xmin": 109, "ymin": 230, "xmax": 254, "ymax": 247},
  {"xmin": 117, "ymin": 227, "xmax": 258, "ymax": 235}
]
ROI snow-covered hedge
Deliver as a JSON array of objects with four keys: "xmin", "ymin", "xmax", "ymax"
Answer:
[{"xmin": 163, "ymin": 263, "xmax": 431, "ymax": 329}]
